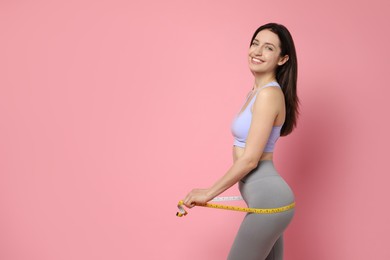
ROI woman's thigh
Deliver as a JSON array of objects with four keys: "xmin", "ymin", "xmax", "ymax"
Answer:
[{"xmin": 227, "ymin": 209, "xmax": 294, "ymax": 260}]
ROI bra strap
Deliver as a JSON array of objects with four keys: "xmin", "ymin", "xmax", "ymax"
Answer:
[{"xmin": 259, "ymin": 81, "xmax": 280, "ymax": 89}]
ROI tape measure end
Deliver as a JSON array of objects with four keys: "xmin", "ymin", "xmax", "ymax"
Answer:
[{"xmin": 176, "ymin": 212, "xmax": 187, "ymax": 217}]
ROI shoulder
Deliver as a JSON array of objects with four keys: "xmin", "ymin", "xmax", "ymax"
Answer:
[{"xmin": 255, "ymin": 87, "xmax": 283, "ymax": 104}]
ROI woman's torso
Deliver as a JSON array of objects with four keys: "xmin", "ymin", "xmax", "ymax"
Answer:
[{"xmin": 232, "ymin": 84, "xmax": 285, "ymax": 163}]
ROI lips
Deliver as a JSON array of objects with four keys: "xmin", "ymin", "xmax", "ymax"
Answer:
[{"xmin": 251, "ymin": 57, "xmax": 264, "ymax": 64}]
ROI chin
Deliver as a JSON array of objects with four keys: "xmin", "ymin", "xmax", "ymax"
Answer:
[{"xmin": 249, "ymin": 67, "xmax": 266, "ymax": 74}]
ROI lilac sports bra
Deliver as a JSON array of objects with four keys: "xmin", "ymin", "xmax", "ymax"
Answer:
[{"xmin": 231, "ymin": 81, "xmax": 283, "ymax": 152}]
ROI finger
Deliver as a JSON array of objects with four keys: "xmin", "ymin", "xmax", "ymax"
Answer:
[
  {"xmin": 188, "ymin": 201, "xmax": 196, "ymax": 208},
  {"xmin": 183, "ymin": 198, "xmax": 191, "ymax": 208},
  {"xmin": 183, "ymin": 194, "xmax": 191, "ymax": 206},
  {"xmin": 188, "ymin": 202, "xmax": 195, "ymax": 208},
  {"xmin": 184, "ymin": 199, "xmax": 195, "ymax": 208}
]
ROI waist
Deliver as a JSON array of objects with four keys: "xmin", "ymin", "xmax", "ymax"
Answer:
[
  {"xmin": 233, "ymin": 146, "xmax": 274, "ymax": 162},
  {"xmin": 240, "ymin": 160, "xmax": 280, "ymax": 184}
]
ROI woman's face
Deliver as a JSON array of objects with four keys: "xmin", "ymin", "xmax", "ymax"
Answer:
[{"xmin": 248, "ymin": 29, "xmax": 288, "ymax": 75}]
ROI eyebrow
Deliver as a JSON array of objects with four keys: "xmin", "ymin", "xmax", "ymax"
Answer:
[{"xmin": 252, "ymin": 39, "xmax": 277, "ymax": 48}]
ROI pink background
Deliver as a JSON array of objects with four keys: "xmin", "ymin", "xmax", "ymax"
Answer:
[{"xmin": 1, "ymin": 0, "xmax": 389, "ymax": 259}]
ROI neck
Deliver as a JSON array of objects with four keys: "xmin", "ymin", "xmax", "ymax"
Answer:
[{"xmin": 252, "ymin": 73, "xmax": 277, "ymax": 90}]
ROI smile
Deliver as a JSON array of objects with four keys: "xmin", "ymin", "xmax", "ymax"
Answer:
[{"xmin": 251, "ymin": 57, "xmax": 264, "ymax": 64}]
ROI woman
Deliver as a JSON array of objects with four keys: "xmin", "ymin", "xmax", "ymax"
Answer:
[{"xmin": 183, "ymin": 23, "xmax": 299, "ymax": 260}]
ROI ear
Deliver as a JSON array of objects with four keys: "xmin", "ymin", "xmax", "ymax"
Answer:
[{"xmin": 278, "ymin": 55, "xmax": 289, "ymax": 66}]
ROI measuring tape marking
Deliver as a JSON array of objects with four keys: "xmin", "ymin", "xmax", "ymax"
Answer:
[
  {"xmin": 210, "ymin": 196, "xmax": 243, "ymax": 202},
  {"xmin": 176, "ymin": 196, "xmax": 295, "ymax": 217}
]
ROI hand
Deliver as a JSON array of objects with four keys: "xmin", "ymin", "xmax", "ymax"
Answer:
[{"xmin": 183, "ymin": 188, "xmax": 212, "ymax": 208}]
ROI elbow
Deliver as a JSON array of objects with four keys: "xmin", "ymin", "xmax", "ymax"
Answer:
[
  {"xmin": 247, "ymin": 159, "xmax": 259, "ymax": 171},
  {"xmin": 238, "ymin": 156, "xmax": 259, "ymax": 172}
]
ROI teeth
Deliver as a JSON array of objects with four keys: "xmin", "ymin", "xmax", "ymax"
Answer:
[{"xmin": 252, "ymin": 58, "xmax": 262, "ymax": 62}]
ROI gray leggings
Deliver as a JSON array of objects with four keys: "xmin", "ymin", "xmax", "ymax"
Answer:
[{"xmin": 227, "ymin": 160, "xmax": 295, "ymax": 260}]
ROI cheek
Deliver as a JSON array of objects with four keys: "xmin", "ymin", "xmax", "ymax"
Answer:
[
  {"xmin": 270, "ymin": 54, "xmax": 281, "ymax": 64},
  {"xmin": 247, "ymin": 54, "xmax": 253, "ymax": 62}
]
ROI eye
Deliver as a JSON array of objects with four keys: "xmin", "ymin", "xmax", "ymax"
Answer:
[
  {"xmin": 251, "ymin": 41, "xmax": 259, "ymax": 46},
  {"xmin": 266, "ymin": 46, "xmax": 274, "ymax": 51}
]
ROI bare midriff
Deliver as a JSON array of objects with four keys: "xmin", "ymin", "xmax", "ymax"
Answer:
[{"xmin": 232, "ymin": 146, "xmax": 273, "ymax": 163}]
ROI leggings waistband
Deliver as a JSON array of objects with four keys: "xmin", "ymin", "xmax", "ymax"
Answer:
[{"xmin": 240, "ymin": 160, "xmax": 280, "ymax": 184}]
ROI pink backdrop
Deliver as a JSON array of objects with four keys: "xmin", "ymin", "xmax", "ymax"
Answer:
[{"xmin": 1, "ymin": 0, "xmax": 389, "ymax": 259}]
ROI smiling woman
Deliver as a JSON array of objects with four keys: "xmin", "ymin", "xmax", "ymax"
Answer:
[
  {"xmin": 182, "ymin": 23, "xmax": 299, "ymax": 260},
  {"xmin": 248, "ymin": 31, "xmax": 289, "ymax": 81}
]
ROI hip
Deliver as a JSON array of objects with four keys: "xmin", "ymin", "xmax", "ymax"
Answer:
[{"xmin": 239, "ymin": 160, "xmax": 295, "ymax": 208}]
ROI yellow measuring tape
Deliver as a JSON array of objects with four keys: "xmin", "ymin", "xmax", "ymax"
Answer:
[{"xmin": 176, "ymin": 196, "xmax": 295, "ymax": 217}]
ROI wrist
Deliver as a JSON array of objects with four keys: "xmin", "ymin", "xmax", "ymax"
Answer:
[{"xmin": 206, "ymin": 188, "xmax": 217, "ymax": 201}]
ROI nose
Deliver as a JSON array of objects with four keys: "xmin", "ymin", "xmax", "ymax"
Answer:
[{"xmin": 253, "ymin": 45, "xmax": 263, "ymax": 55}]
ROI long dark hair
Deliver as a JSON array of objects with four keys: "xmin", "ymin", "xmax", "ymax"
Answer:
[{"xmin": 250, "ymin": 23, "xmax": 299, "ymax": 136}]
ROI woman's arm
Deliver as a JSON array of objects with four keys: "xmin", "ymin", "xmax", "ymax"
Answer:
[{"xmin": 183, "ymin": 88, "xmax": 282, "ymax": 208}]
